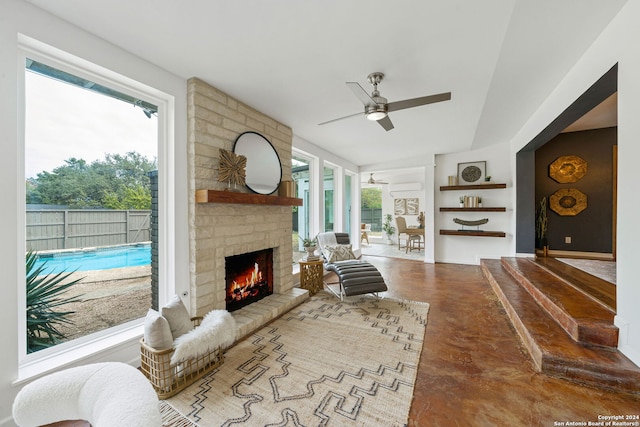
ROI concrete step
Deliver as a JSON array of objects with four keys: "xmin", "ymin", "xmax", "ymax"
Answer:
[
  {"xmin": 531, "ymin": 256, "xmax": 616, "ymax": 312},
  {"xmin": 481, "ymin": 258, "xmax": 640, "ymax": 395},
  {"xmin": 500, "ymin": 257, "xmax": 618, "ymax": 348}
]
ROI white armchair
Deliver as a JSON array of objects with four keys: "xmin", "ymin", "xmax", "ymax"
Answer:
[{"xmin": 13, "ymin": 362, "xmax": 161, "ymax": 427}]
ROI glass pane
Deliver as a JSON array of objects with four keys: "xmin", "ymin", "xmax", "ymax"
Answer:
[
  {"xmin": 24, "ymin": 61, "xmax": 158, "ymax": 353},
  {"xmin": 292, "ymin": 155, "xmax": 310, "ymax": 264},
  {"xmin": 324, "ymin": 166, "xmax": 335, "ymax": 232},
  {"xmin": 344, "ymin": 175, "xmax": 352, "ymax": 235},
  {"xmin": 361, "ymin": 187, "xmax": 383, "ymax": 237}
]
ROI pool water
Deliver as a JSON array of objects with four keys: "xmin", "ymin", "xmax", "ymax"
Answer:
[{"xmin": 35, "ymin": 245, "xmax": 151, "ymax": 273}]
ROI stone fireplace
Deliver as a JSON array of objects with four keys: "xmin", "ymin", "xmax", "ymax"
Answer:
[{"xmin": 187, "ymin": 78, "xmax": 307, "ymax": 339}]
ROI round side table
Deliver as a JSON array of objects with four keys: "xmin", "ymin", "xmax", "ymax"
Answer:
[{"xmin": 298, "ymin": 259, "xmax": 324, "ymax": 295}]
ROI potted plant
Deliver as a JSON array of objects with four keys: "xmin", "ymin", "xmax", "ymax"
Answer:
[
  {"xmin": 535, "ymin": 197, "xmax": 549, "ymax": 255},
  {"xmin": 382, "ymin": 214, "xmax": 396, "ymax": 244},
  {"xmin": 299, "ymin": 236, "xmax": 317, "ymax": 258},
  {"xmin": 417, "ymin": 211, "xmax": 425, "ymax": 229}
]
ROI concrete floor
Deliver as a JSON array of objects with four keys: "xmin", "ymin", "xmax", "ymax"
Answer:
[
  {"xmin": 362, "ymin": 256, "xmax": 638, "ymax": 427},
  {"xmin": 46, "ymin": 256, "xmax": 639, "ymax": 427},
  {"xmin": 360, "ymin": 240, "xmax": 426, "ymax": 261}
]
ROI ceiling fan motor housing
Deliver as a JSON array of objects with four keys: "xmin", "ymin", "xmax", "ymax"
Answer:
[{"xmin": 365, "ymin": 102, "xmax": 388, "ymax": 117}]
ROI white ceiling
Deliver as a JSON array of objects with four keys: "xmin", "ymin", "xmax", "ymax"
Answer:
[
  {"xmin": 26, "ymin": 0, "xmax": 625, "ymax": 170},
  {"xmin": 562, "ymin": 93, "xmax": 618, "ymax": 133}
]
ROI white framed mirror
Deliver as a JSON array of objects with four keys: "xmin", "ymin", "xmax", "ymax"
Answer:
[{"xmin": 233, "ymin": 131, "xmax": 282, "ymax": 195}]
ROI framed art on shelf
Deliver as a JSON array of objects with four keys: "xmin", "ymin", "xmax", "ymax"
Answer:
[{"xmin": 457, "ymin": 161, "xmax": 486, "ymax": 185}]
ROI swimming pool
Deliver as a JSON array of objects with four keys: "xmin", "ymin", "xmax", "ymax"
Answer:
[{"xmin": 34, "ymin": 244, "xmax": 151, "ymax": 273}]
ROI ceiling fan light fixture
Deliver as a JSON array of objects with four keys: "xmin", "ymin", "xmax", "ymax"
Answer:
[
  {"xmin": 366, "ymin": 111, "xmax": 386, "ymax": 121},
  {"xmin": 365, "ymin": 104, "xmax": 387, "ymax": 121}
]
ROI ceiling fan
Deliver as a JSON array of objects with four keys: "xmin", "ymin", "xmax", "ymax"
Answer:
[
  {"xmin": 363, "ymin": 173, "xmax": 388, "ymax": 185},
  {"xmin": 318, "ymin": 72, "xmax": 451, "ymax": 131}
]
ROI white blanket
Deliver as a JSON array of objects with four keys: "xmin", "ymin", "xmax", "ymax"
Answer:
[{"xmin": 171, "ymin": 309, "xmax": 237, "ymax": 364}]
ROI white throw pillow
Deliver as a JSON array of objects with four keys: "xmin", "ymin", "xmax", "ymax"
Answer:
[
  {"xmin": 323, "ymin": 244, "xmax": 356, "ymax": 263},
  {"xmin": 143, "ymin": 309, "xmax": 174, "ymax": 350},
  {"xmin": 161, "ymin": 295, "xmax": 193, "ymax": 339},
  {"xmin": 171, "ymin": 310, "xmax": 237, "ymax": 364}
]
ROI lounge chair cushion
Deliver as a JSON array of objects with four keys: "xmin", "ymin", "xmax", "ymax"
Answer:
[{"xmin": 323, "ymin": 244, "xmax": 356, "ymax": 263}]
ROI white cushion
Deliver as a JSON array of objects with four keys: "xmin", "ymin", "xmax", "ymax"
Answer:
[
  {"xmin": 316, "ymin": 232, "xmax": 338, "ymax": 260},
  {"xmin": 161, "ymin": 295, "xmax": 193, "ymax": 339},
  {"xmin": 171, "ymin": 310, "xmax": 237, "ymax": 364},
  {"xmin": 143, "ymin": 309, "xmax": 173, "ymax": 350},
  {"xmin": 323, "ymin": 244, "xmax": 356, "ymax": 263}
]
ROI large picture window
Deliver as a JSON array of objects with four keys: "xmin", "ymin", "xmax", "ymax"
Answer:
[
  {"xmin": 23, "ymin": 58, "xmax": 159, "ymax": 355},
  {"xmin": 324, "ymin": 165, "xmax": 336, "ymax": 232},
  {"xmin": 292, "ymin": 154, "xmax": 311, "ymax": 264}
]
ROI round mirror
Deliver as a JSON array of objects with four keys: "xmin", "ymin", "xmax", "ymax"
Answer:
[{"xmin": 233, "ymin": 131, "xmax": 282, "ymax": 195}]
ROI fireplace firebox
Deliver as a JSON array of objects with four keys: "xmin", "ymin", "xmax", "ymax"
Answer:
[{"xmin": 225, "ymin": 248, "xmax": 274, "ymax": 312}]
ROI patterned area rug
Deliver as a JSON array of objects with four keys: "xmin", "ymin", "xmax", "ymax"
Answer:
[{"xmin": 161, "ymin": 291, "xmax": 429, "ymax": 427}]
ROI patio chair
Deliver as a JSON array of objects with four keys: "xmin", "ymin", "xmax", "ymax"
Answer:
[
  {"xmin": 360, "ymin": 223, "xmax": 371, "ymax": 244},
  {"xmin": 316, "ymin": 232, "xmax": 387, "ymax": 300}
]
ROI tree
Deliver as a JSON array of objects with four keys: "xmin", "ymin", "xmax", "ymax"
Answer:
[
  {"xmin": 33, "ymin": 158, "xmax": 97, "ymax": 207},
  {"xmin": 26, "ymin": 152, "xmax": 156, "ymax": 209},
  {"xmin": 121, "ymin": 184, "xmax": 152, "ymax": 210},
  {"xmin": 26, "ymin": 178, "xmax": 42, "ymax": 204},
  {"xmin": 361, "ymin": 187, "xmax": 382, "ymax": 209}
]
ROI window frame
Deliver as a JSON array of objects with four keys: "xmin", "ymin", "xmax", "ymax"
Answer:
[{"xmin": 16, "ymin": 38, "xmax": 176, "ymax": 380}]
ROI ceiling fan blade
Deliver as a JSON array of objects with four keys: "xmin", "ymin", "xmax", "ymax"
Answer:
[
  {"xmin": 346, "ymin": 82, "xmax": 377, "ymax": 106},
  {"xmin": 387, "ymin": 92, "xmax": 451, "ymax": 112},
  {"xmin": 318, "ymin": 111, "xmax": 362, "ymax": 126},
  {"xmin": 377, "ymin": 115, "xmax": 394, "ymax": 131}
]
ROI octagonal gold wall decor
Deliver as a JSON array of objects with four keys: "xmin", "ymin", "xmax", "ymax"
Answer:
[
  {"xmin": 549, "ymin": 155, "xmax": 587, "ymax": 183},
  {"xmin": 549, "ymin": 188, "xmax": 587, "ymax": 216}
]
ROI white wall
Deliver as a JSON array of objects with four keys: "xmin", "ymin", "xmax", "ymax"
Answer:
[
  {"xmin": 508, "ymin": 0, "xmax": 640, "ymax": 366},
  {"xmin": 434, "ymin": 144, "xmax": 513, "ymax": 264},
  {"xmin": 0, "ymin": 1, "xmax": 188, "ymax": 424}
]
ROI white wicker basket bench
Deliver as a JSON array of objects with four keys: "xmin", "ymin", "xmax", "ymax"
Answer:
[{"xmin": 140, "ymin": 317, "xmax": 224, "ymax": 399}]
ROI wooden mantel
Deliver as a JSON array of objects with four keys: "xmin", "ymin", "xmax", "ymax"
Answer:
[{"xmin": 195, "ymin": 189, "xmax": 303, "ymax": 206}]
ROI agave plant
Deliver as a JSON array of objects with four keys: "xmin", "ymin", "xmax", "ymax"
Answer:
[{"xmin": 26, "ymin": 250, "xmax": 83, "ymax": 353}]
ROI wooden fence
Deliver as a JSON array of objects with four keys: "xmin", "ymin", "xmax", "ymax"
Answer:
[
  {"xmin": 26, "ymin": 209, "xmax": 151, "ymax": 251},
  {"xmin": 361, "ymin": 208, "xmax": 383, "ymax": 232}
]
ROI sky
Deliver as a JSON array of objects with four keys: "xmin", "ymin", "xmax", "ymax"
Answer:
[{"xmin": 25, "ymin": 71, "xmax": 158, "ymax": 179}]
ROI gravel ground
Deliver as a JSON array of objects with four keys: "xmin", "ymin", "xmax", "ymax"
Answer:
[{"xmin": 53, "ymin": 266, "xmax": 152, "ymax": 342}]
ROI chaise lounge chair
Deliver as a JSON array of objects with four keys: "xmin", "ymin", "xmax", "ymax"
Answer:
[{"xmin": 316, "ymin": 232, "xmax": 388, "ymax": 300}]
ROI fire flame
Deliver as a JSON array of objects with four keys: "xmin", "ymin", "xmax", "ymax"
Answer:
[{"xmin": 228, "ymin": 262, "xmax": 267, "ymax": 302}]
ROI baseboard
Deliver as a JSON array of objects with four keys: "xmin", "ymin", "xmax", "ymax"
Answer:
[{"xmin": 536, "ymin": 249, "xmax": 614, "ymax": 260}]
